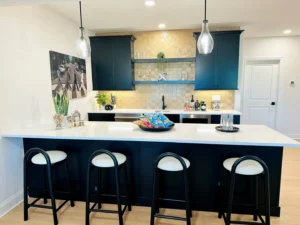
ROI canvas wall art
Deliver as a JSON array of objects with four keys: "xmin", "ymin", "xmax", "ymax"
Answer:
[{"xmin": 49, "ymin": 51, "xmax": 87, "ymax": 99}]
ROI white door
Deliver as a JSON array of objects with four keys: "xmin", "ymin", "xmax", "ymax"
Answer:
[{"xmin": 242, "ymin": 60, "xmax": 280, "ymax": 128}]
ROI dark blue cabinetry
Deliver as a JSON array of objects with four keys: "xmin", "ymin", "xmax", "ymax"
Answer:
[
  {"xmin": 90, "ymin": 35, "xmax": 136, "ymax": 90},
  {"xmin": 194, "ymin": 31, "xmax": 243, "ymax": 90}
]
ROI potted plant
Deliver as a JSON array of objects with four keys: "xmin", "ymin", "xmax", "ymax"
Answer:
[
  {"xmin": 156, "ymin": 52, "xmax": 166, "ymax": 72},
  {"xmin": 53, "ymin": 92, "xmax": 69, "ymax": 129},
  {"xmin": 95, "ymin": 93, "xmax": 108, "ymax": 110}
]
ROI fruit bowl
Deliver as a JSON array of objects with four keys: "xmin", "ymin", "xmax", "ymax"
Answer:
[{"xmin": 138, "ymin": 124, "xmax": 175, "ymax": 132}]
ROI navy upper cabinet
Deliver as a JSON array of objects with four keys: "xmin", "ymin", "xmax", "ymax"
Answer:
[
  {"xmin": 194, "ymin": 30, "xmax": 243, "ymax": 90},
  {"xmin": 90, "ymin": 35, "xmax": 136, "ymax": 90}
]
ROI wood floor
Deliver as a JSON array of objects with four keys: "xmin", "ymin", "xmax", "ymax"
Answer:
[{"xmin": 1, "ymin": 147, "xmax": 299, "ymax": 225}]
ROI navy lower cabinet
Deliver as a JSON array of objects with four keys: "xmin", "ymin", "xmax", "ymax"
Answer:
[
  {"xmin": 194, "ymin": 30, "xmax": 244, "ymax": 90},
  {"xmin": 88, "ymin": 113, "xmax": 115, "ymax": 122},
  {"xmin": 211, "ymin": 115, "xmax": 240, "ymax": 124},
  {"xmin": 90, "ymin": 35, "xmax": 136, "ymax": 90}
]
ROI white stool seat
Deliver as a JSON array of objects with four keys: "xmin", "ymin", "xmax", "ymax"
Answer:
[
  {"xmin": 223, "ymin": 157, "xmax": 264, "ymax": 175},
  {"xmin": 158, "ymin": 156, "xmax": 190, "ymax": 171},
  {"xmin": 92, "ymin": 152, "xmax": 126, "ymax": 168},
  {"xmin": 31, "ymin": 150, "xmax": 67, "ymax": 165}
]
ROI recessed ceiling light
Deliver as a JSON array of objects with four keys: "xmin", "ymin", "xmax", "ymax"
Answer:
[
  {"xmin": 144, "ymin": 0, "xmax": 156, "ymax": 7},
  {"xmin": 158, "ymin": 23, "xmax": 166, "ymax": 29},
  {"xmin": 284, "ymin": 30, "xmax": 292, "ymax": 34}
]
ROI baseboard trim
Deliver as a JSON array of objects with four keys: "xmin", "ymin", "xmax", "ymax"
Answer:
[{"xmin": 0, "ymin": 190, "xmax": 23, "ymax": 218}]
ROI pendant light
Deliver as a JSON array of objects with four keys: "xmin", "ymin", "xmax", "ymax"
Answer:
[
  {"xmin": 76, "ymin": 1, "xmax": 91, "ymax": 58},
  {"xmin": 197, "ymin": 0, "xmax": 214, "ymax": 54}
]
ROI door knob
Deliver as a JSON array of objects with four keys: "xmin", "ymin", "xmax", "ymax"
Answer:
[{"xmin": 271, "ymin": 102, "xmax": 276, "ymax": 105}]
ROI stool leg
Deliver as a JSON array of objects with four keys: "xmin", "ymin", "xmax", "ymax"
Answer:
[
  {"xmin": 150, "ymin": 168, "xmax": 160, "ymax": 225},
  {"xmin": 183, "ymin": 169, "xmax": 191, "ymax": 225},
  {"xmin": 65, "ymin": 160, "xmax": 75, "ymax": 207},
  {"xmin": 218, "ymin": 169, "xmax": 226, "ymax": 219},
  {"xmin": 253, "ymin": 176, "xmax": 258, "ymax": 221},
  {"xmin": 226, "ymin": 173, "xmax": 236, "ymax": 225},
  {"xmin": 43, "ymin": 167, "xmax": 48, "ymax": 204},
  {"xmin": 47, "ymin": 164, "xmax": 58, "ymax": 225},
  {"xmin": 23, "ymin": 162, "xmax": 29, "ymax": 221},
  {"xmin": 155, "ymin": 169, "xmax": 161, "ymax": 214},
  {"xmin": 264, "ymin": 173, "xmax": 271, "ymax": 225},
  {"xmin": 115, "ymin": 166, "xmax": 123, "ymax": 225},
  {"xmin": 97, "ymin": 168, "xmax": 102, "ymax": 209},
  {"xmin": 85, "ymin": 165, "xmax": 92, "ymax": 225},
  {"xmin": 124, "ymin": 162, "xmax": 132, "ymax": 211}
]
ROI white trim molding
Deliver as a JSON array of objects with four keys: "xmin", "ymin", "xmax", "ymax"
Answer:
[
  {"xmin": 0, "ymin": 189, "xmax": 23, "ymax": 218},
  {"xmin": 239, "ymin": 56, "xmax": 283, "ymax": 125}
]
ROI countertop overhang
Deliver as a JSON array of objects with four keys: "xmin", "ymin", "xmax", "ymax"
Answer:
[
  {"xmin": 88, "ymin": 109, "xmax": 242, "ymax": 115},
  {"xmin": 2, "ymin": 122, "xmax": 299, "ymax": 147}
]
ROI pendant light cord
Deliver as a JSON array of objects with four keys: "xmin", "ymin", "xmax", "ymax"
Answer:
[
  {"xmin": 204, "ymin": 0, "xmax": 207, "ymax": 21},
  {"xmin": 79, "ymin": 1, "xmax": 83, "ymax": 28}
]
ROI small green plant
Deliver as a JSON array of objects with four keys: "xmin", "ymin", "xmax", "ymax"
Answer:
[
  {"xmin": 95, "ymin": 93, "xmax": 108, "ymax": 106},
  {"xmin": 157, "ymin": 52, "xmax": 166, "ymax": 71},
  {"xmin": 53, "ymin": 92, "xmax": 69, "ymax": 116}
]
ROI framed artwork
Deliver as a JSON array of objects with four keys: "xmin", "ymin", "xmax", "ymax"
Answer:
[{"xmin": 49, "ymin": 51, "xmax": 87, "ymax": 99}]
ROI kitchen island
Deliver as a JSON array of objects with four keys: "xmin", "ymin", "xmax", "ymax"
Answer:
[{"xmin": 2, "ymin": 122, "xmax": 299, "ymax": 216}]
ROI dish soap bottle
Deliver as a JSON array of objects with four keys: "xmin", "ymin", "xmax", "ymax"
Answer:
[{"xmin": 195, "ymin": 100, "xmax": 200, "ymax": 111}]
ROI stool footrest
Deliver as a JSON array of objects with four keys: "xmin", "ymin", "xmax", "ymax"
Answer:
[
  {"xmin": 159, "ymin": 197, "xmax": 185, "ymax": 203},
  {"xmin": 90, "ymin": 202, "xmax": 128, "ymax": 216},
  {"xmin": 230, "ymin": 221, "xmax": 267, "ymax": 225},
  {"xmin": 154, "ymin": 214, "xmax": 187, "ymax": 221},
  {"xmin": 221, "ymin": 213, "xmax": 267, "ymax": 225},
  {"xmin": 100, "ymin": 193, "xmax": 128, "ymax": 199},
  {"xmin": 56, "ymin": 200, "xmax": 69, "ymax": 212},
  {"xmin": 27, "ymin": 197, "xmax": 70, "ymax": 212}
]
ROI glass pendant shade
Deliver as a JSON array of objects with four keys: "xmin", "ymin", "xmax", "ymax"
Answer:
[
  {"xmin": 197, "ymin": 20, "xmax": 214, "ymax": 54},
  {"xmin": 76, "ymin": 27, "xmax": 91, "ymax": 59}
]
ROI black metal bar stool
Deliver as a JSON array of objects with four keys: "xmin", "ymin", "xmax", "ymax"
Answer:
[
  {"xmin": 150, "ymin": 152, "xmax": 192, "ymax": 225},
  {"xmin": 85, "ymin": 149, "xmax": 132, "ymax": 225},
  {"xmin": 24, "ymin": 148, "xmax": 74, "ymax": 225},
  {"xmin": 218, "ymin": 155, "xmax": 270, "ymax": 225}
]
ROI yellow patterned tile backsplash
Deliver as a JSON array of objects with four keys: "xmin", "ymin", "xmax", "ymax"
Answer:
[{"xmin": 97, "ymin": 28, "xmax": 238, "ymax": 110}]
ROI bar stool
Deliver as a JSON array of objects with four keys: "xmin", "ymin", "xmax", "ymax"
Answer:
[
  {"xmin": 218, "ymin": 156, "xmax": 270, "ymax": 225},
  {"xmin": 85, "ymin": 149, "xmax": 132, "ymax": 225},
  {"xmin": 24, "ymin": 148, "xmax": 74, "ymax": 225},
  {"xmin": 150, "ymin": 152, "xmax": 192, "ymax": 225}
]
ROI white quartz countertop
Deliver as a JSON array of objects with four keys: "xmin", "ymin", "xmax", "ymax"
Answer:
[
  {"xmin": 88, "ymin": 109, "xmax": 242, "ymax": 115},
  {"xmin": 1, "ymin": 122, "xmax": 299, "ymax": 147}
]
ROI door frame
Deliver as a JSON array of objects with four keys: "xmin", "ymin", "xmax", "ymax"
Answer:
[{"xmin": 240, "ymin": 57, "xmax": 282, "ymax": 127}]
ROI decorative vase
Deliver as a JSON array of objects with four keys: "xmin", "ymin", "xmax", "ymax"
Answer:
[{"xmin": 53, "ymin": 114, "xmax": 64, "ymax": 130}]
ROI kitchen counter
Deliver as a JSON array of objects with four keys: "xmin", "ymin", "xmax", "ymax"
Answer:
[
  {"xmin": 88, "ymin": 109, "xmax": 242, "ymax": 115},
  {"xmin": 3, "ymin": 122, "xmax": 297, "ymax": 216},
  {"xmin": 2, "ymin": 122, "xmax": 298, "ymax": 147}
]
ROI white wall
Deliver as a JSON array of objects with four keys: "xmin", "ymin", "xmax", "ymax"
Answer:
[
  {"xmin": 0, "ymin": 4, "xmax": 95, "ymax": 217},
  {"xmin": 240, "ymin": 36, "xmax": 300, "ymax": 138}
]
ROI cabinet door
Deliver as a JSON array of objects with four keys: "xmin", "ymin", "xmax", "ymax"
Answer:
[
  {"xmin": 90, "ymin": 38, "xmax": 114, "ymax": 90},
  {"xmin": 216, "ymin": 34, "xmax": 240, "ymax": 90},
  {"xmin": 113, "ymin": 38, "xmax": 133, "ymax": 90},
  {"xmin": 194, "ymin": 41, "xmax": 217, "ymax": 90}
]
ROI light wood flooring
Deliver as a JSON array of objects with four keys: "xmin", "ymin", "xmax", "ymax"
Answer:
[{"xmin": 1, "ymin": 147, "xmax": 299, "ymax": 225}]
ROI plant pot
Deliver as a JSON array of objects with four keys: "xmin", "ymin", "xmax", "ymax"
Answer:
[{"xmin": 53, "ymin": 114, "xmax": 64, "ymax": 130}]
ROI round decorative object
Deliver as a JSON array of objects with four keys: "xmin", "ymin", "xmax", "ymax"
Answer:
[
  {"xmin": 138, "ymin": 124, "xmax": 175, "ymax": 132},
  {"xmin": 105, "ymin": 104, "xmax": 114, "ymax": 111},
  {"xmin": 215, "ymin": 126, "xmax": 239, "ymax": 133}
]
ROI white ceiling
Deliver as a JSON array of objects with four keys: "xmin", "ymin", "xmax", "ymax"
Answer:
[{"xmin": 2, "ymin": 0, "xmax": 300, "ymax": 37}]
